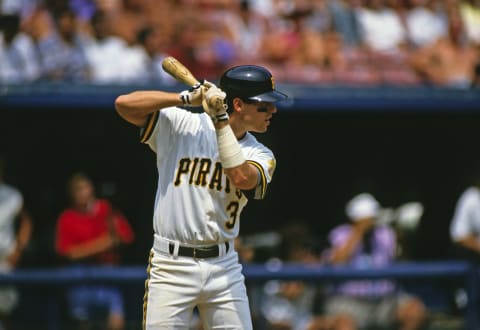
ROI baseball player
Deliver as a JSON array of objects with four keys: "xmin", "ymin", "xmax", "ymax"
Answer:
[{"xmin": 115, "ymin": 65, "xmax": 288, "ymax": 329}]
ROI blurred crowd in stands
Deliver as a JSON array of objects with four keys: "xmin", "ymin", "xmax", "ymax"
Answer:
[
  {"xmin": 1, "ymin": 0, "xmax": 480, "ymax": 88},
  {"xmin": 235, "ymin": 194, "xmax": 431, "ymax": 330}
]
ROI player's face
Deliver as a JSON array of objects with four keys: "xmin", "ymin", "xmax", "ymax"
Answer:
[{"xmin": 238, "ymin": 99, "xmax": 277, "ymax": 133}]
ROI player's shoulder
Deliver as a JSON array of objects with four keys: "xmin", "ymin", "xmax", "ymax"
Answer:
[
  {"xmin": 160, "ymin": 106, "xmax": 188, "ymax": 119},
  {"xmin": 240, "ymin": 132, "xmax": 273, "ymax": 154},
  {"xmin": 160, "ymin": 107, "xmax": 210, "ymax": 126}
]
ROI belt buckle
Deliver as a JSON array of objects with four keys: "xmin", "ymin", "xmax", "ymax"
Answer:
[{"xmin": 193, "ymin": 248, "xmax": 197, "ymax": 259}]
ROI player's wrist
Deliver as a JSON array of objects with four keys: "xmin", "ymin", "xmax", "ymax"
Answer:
[
  {"xmin": 216, "ymin": 125, "xmax": 245, "ymax": 168},
  {"xmin": 179, "ymin": 81, "xmax": 204, "ymax": 107},
  {"xmin": 178, "ymin": 92, "xmax": 191, "ymax": 106},
  {"xmin": 210, "ymin": 112, "xmax": 229, "ymax": 124},
  {"xmin": 214, "ymin": 120, "xmax": 229, "ymax": 130}
]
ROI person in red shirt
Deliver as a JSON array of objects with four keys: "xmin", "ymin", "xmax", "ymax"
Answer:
[{"xmin": 55, "ymin": 172, "xmax": 134, "ymax": 330}]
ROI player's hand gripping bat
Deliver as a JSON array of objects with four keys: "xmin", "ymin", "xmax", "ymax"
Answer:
[{"xmin": 161, "ymin": 56, "xmax": 227, "ymax": 122}]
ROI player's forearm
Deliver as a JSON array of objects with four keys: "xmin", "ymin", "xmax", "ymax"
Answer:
[
  {"xmin": 214, "ymin": 121, "xmax": 257, "ymax": 190},
  {"xmin": 115, "ymin": 91, "xmax": 182, "ymax": 127},
  {"xmin": 223, "ymin": 163, "xmax": 258, "ymax": 190}
]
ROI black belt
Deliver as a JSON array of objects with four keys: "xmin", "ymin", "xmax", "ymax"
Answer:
[{"xmin": 168, "ymin": 242, "xmax": 229, "ymax": 259}]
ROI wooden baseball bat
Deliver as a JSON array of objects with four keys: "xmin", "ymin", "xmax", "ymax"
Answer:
[
  {"xmin": 161, "ymin": 56, "xmax": 224, "ymax": 110},
  {"xmin": 161, "ymin": 56, "xmax": 199, "ymax": 87}
]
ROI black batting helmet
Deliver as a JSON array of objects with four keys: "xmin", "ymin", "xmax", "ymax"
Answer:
[{"xmin": 219, "ymin": 65, "xmax": 288, "ymax": 103}]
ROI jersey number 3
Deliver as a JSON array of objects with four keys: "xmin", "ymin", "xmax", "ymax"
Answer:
[{"xmin": 225, "ymin": 201, "xmax": 239, "ymax": 229}]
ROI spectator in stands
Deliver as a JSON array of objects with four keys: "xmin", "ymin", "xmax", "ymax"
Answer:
[
  {"xmin": 322, "ymin": 193, "xmax": 427, "ymax": 330},
  {"xmin": 35, "ymin": 7, "xmax": 90, "ymax": 81},
  {"xmin": 0, "ymin": 157, "xmax": 33, "ymax": 330},
  {"xmin": 257, "ymin": 222, "xmax": 331, "ymax": 330},
  {"xmin": 234, "ymin": 236, "xmax": 256, "ymax": 265},
  {"xmin": 355, "ymin": 0, "xmax": 408, "ymax": 53},
  {"xmin": 0, "ymin": 13, "xmax": 41, "ymax": 83},
  {"xmin": 82, "ymin": 10, "xmax": 145, "ymax": 84},
  {"xmin": 459, "ymin": 0, "xmax": 480, "ymax": 46},
  {"xmin": 449, "ymin": 178, "xmax": 480, "ymax": 263},
  {"xmin": 258, "ymin": 2, "xmax": 337, "ymax": 83},
  {"xmin": 223, "ymin": 0, "xmax": 269, "ymax": 63},
  {"xmin": 136, "ymin": 26, "xmax": 176, "ymax": 85},
  {"xmin": 408, "ymin": 1, "xmax": 478, "ymax": 88},
  {"xmin": 448, "ymin": 168, "xmax": 480, "ymax": 318},
  {"xmin": 1, "ymin": 0, "xmax": 40, "ymax": 25},
  {"xmin": 55, "ymin": 172, "xmax": 134, "ymax": 330},
  {"xmin": 329, "ymin": 0, "xmax": 363, "ymax": 47},
  {"xmin": 284, "ymin": 6, "xmax": 334, "ymax": 82},
  {"xmin": 167, "ymin": 7, "xmax": 232, "ymax": 80},
  {"xmin": 104, "ymin": 0, "xmax": 165, "ymax": 47},
  {"xmin": 291, "ymin": 0, "xmax": 333, "ymax": 35},
  {"xmin": 404, "ymin": 0, "xmax": 449, "ymax": 49}
]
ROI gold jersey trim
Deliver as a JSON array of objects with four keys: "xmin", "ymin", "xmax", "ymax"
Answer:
[
  {"xmin": 140, "ymin": 111, "xmax": 159, "ymax": 143},
  {"xmin": 247, "ymin": 160, "xmax": 267, "ymax": 199},
  {"xmin": 142, "ymin": 250, "xmax": 154, "ymax": 330}
]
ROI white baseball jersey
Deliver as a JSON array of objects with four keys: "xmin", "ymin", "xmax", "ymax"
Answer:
[
  {"xmin": 140, "ymin": 107, "xmax": 276, "ymax": 245},
  {"xmin": 450, "ymin": 186, "xmax": 480, "ymax": 242}
]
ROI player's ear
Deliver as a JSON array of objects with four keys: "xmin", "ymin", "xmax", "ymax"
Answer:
[{"xmin": 231, "ymin": 97, "xmax": 243, "ymax": 113}]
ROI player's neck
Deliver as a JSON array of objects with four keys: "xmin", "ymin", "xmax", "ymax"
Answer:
[{"xmin": 227, "ymin": 117, "xmax": 247, "ymax": 140}]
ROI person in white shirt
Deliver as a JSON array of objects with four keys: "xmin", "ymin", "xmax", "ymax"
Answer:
[
  {"xmin": 354, "ymin": 0, "xmax": 407, "ymax": 53},
  {"xmin": 0, "ymin": 158, "xmax": 32, "ymax": 330},
  {"xmin": 405, "ymin": 0, "xmax": 448, "ymax": 48},
  {"xmin": 450, "ymin": 185, "xmax": 480, "ymax": 262},
  {"xmin": 0, "ymin": 14, "xmax": 40, "ymax": 83},
  {"xmin": 83, "ymin": 10, "xmax": 145, "ymax": 84}
]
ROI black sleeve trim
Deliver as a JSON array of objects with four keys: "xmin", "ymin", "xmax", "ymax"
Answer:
[{"xmin": 140, "ymin": 111, "xmax": 159, "ymax": 143}]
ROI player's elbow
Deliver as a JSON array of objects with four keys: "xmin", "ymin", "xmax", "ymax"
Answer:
[
  {"xmin": 115, "ymin": 95, "xmax": 130, "ymax": 115},
  {"xmin": 225, "ymin": 170, "xmax": 256, "ymax": 190},
  {"xmin": 224, "ymin": 163, "xmax": 258, "ymax": 190},
  {"xmin": 230, "ymin": 176, "xmax": 250, "ymax": 190},
  {"xmin": 115, "ymin": 95, "xmax": 144, "ymax": 127}
]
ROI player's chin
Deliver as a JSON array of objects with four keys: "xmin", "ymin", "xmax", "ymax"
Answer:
[
  {"xmin": 251, "ymin": 120, "xmax": 270, "ymax": 133},
  {"xmin": 257, "ymin": 123, "xmax": 269, "ymax": 133},
  {"xmin": 263, "ymin": 119, "xmax": 272, "ymax": 130}
]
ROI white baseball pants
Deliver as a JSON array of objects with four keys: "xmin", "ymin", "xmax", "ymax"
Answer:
[{"xmin": 143, "ymin": 238, "xmax": 253, "ymax": 329}]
